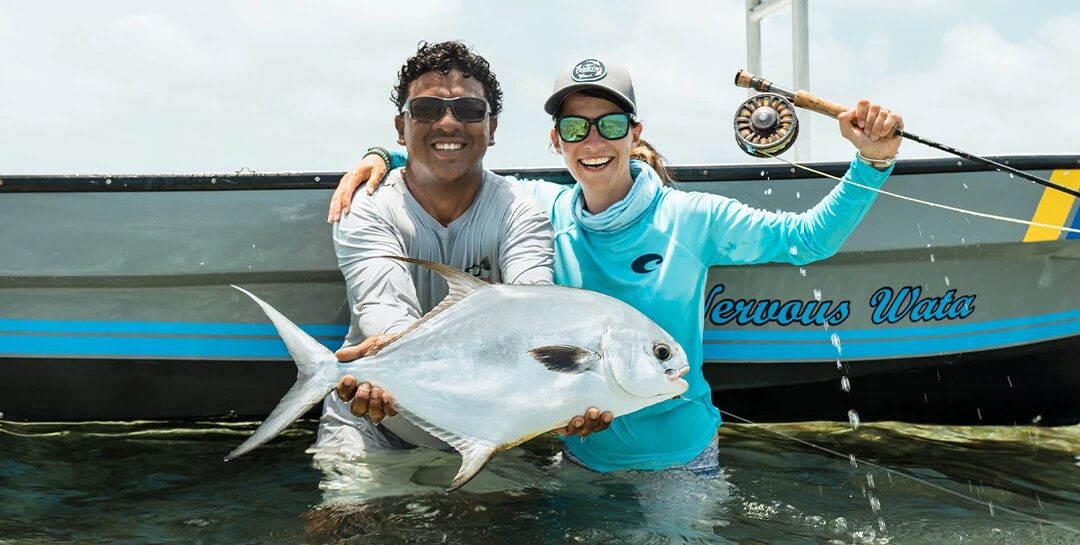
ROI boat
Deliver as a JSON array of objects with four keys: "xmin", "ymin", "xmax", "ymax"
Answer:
[{"xmin": 2, "ymin": 154, "xmax": 1078, "ymax": 425}]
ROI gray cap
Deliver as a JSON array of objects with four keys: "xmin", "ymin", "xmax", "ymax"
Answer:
[{"xmin": 543, "ymin": 58, "xmax": 637, "ymax": 118}]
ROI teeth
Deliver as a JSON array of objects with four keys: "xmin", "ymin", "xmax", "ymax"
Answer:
[
  {"xmin": 433, "ymin": 143, "xmax": 464, "ymax": 151},
  {"xmin": 580, "ymin": 157, "xmax": 612, "ymax": 167}
]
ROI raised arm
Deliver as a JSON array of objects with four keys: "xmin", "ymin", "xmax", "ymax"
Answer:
[{"xmin": 694, "ymin": 99, "xmax": 901, "ymax": 266}]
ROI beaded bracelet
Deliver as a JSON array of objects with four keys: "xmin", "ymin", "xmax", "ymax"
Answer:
[{"xmin": 363, "ymin": 146, "xmax": 392, "ymax": 169}]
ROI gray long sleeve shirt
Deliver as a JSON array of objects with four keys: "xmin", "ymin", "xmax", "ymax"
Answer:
[{"xmin": 316, "ymin": 168, "xmax": 554, "ymax": 450}]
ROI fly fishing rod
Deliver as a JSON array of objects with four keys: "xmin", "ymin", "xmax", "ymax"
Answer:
[{"xmin": 732, "ymin": 70, "xmax": 1080, "ymax": 199}]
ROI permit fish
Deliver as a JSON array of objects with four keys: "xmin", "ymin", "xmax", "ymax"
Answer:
[{"xmin": 227, "ymin": 256, "xmax": 690, "ymax": 491}]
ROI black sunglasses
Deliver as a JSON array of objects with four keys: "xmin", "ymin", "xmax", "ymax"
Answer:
[
  {"xmin": 402, "ymin": 96, "xmax": 490, "ymax": 123},
  {"xmin": 555, "ymin": 113, "xmax": 632, "ymax": 143}
]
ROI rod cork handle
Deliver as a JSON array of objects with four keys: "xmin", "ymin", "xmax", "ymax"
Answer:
[
  {"xmin": 793, "ymin": 90, "xmax": 848, "ymax": 118},
  {"xmin": 734, "ymin": 70, "xmax": 774, "ymax": 93}
]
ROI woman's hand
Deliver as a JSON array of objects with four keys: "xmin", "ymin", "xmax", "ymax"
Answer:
[
  {"xmin": 327, "ymin": 154, "xmax": 389, "ymax": 223},
  {"xmin": 555, "ymin": 407, "xmax": 613, "ymax": 438},
  {"xmin": 838, "ymin": 99, "xmax": 903, "ymax": 161}
]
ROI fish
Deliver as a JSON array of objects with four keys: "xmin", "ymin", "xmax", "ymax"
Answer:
[{"xmin": 226, "ymin": 256, "xmax": 690, "ymax": 491}]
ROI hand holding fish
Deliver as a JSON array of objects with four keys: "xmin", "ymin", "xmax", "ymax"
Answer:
[
  {"xmin": 555, "ymin": 407, "xmax": 613, "ymax": 438},
  {"xmin": 334, "ymin": 334, "xmax": 402, "ymax": 423},
  {"xmin": 838, "ymin": 99, "xmax": 903, "ymax": 162}
]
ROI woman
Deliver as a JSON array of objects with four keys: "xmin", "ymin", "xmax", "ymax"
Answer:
[{"xmin": 331, "ymin": 58, "xmax": 902, "ymax": 475}]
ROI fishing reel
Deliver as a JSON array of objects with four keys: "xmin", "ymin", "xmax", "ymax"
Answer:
[{"xmin": 733, "ymin": 93, "xmax": 799, "ymax": 158}]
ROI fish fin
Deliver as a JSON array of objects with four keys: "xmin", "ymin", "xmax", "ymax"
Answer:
[
  {"xmin": 448, "ymin": 442, "xmax": 498, "ymax": 493},
  {"xmin": 528, "ymin": 345, "xmax": 601, "ymax": 374},
  {"xmin": 390, "ymin": 403, "xmax": 500, "ymax": 492},
  {"xmin": 226, "ymin": 286, "xmax": 339, "ymax": 461},
  {"xmin": 381, "ymin": 255, "xmax": 488, "ymax": 297},
  {"xmin": 378, "ymin": 256, "xmax": 491, "ymax": 345}
]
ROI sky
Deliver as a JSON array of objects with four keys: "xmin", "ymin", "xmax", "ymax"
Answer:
[{"xmin": 1, "ymin": 0, "xmax": 1078, "ymax": 175}]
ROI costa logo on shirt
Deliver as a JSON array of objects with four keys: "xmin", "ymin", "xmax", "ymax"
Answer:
[
  {"xmin": 631, "ymin": 253, "xmax": 663, "ymax": 274},
  {"xmin": 571, "ymin": 59, "xmax": 607, "ymax": 82}
]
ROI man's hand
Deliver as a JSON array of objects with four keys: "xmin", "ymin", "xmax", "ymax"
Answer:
[
  {"xmin": 333, "ymin": 334, "xmax": 402, "ymax": 423},
  {"xmin": 838, "ymin": 99, "xmax": 903, "ymax": 161},
  {"xmin": 327, "ymin": 154, "xmax": 389, "ymax": 223},
  {"xmin": 555, "ymin": 407, "xmax": 613, "ymax": 438},
  {"xmin": 335, "ymin": 334, "xmax": 399, "ymax": 362},
  {"xmin": 336, "ymin": 376, "xmax": 398, "ymax": 423}
]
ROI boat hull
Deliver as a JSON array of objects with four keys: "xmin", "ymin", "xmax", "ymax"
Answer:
[{"xmin": 2, "ymin": 157, "xmax": 1078, "ymax": 424}]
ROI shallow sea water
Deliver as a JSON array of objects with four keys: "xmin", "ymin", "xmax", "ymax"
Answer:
[{"xmin": 1, "ymin": 419, "xmax": 1078, "ymax": 544}]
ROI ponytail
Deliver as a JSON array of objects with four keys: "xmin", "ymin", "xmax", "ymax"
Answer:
[{"xmin": 630, "ymin": 138, "xmax": 675, "ymax": 186}]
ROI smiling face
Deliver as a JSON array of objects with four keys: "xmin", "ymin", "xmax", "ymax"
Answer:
[
  {"xmin": 550, "ymin": 92, "xmax": 643, "ymax": 194},
  {"xmin": 395, "ymin": 69, "xmax": 498, "ymax": 185}
]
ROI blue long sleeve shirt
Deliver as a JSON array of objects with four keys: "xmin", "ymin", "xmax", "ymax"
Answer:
[{"xmin": 385, "ymin": 151, "xmax": 892, "ymax": 471}]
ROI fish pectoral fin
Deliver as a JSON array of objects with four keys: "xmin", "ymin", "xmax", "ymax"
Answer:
[
  {"xmin": 528, "ymin": 345, "xmax": 601, "ymax": 374},
  {"xmin": 448, "ymin": 442, "xmax": 498, "ymax": 493}
]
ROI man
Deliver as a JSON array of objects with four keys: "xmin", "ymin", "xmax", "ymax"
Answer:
[{"xmin": 315, "ymin": 41, "xmax": 554, "ymax": 452}]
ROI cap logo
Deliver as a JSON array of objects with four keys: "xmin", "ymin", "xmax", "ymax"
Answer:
[{"xmin": 571, "ymin": 59, "xmax": 607, "ymax": 82}]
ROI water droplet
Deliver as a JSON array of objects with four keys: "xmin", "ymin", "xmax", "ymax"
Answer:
[
  {"xmin": 830, "ymin": 333, "xmax": 842, "ymax": 355},
  {"xmin": 976, "ymin": 407, "xmax": 983, "ymax": 420},
  {"xmin": 866, "ymin": 473, "xmax": 876, "ymax": 489},
  {"xmin": 790, "ymin": 167, "xmax": 796, "ymax": 173},
  {"xmin": 105, "ymin": 179, "xmax": 112, "ymax": 185},
  {"xmin": 764, "ymin": 188, "xmax": 773, "ymax": 195},
  {"xmin": 929, "ymin": 254, "xmax": 935, "ymax": 263},
  {"xmin": 848, "ymin": 409, "xmax": 861, "ymax": 430},
  {"xmin": 789, "ymin": 245, "xmax": 799, "ymax": 255},
  {"xmin": 760, "ymin": 170, "xmax": 765, "ymax": 177},
  {"xmin": 869, "ymin": 494, "xmax": 881, "ymax": 513},
  {"xmin": 962, "ymin": 183, "xmax": 968, "ymax": 189},
  {"xmin": 988, "ymin": 501, "xmax": 995, "ymax": 516},
  {"xmin": 796, "ymin": 191, "xmax": 801, "ymax": 199},
  {"xmin": 799, "ymin": 268, "xmax": 807, "ymax": 277},
  {"xmin": 211, "ymin": 177, "xmax": 217, "ymax": 183},
  {"xmin": 252, "ymin": 244, "xmax": 256, "ymax": 248},
  {"xmin": 836, "ymin": 359, "xmax": 843, "ymax": 370},
  {"xmin": 957, "ymin": 160, "xmax": 963, "ymax": 166},
  {"xmin": 878, "ymin": 517, "xmax": 887, "ymax": 533},
  {"xmin": 840, "ymin": 376, "xmax": 851, "ymax": 392},
  {"xmin": 1009, "ymin": 173, "xmax": 1015, "ymax": 179},
  {"xmin": 315, "ymin": 176, "xmax": 321, "ymax": 182},
  {"xmin": 199, "ymin": 262, "xmax": 205, "ymax": 266},
  {"xmin": 1032, "ymin": 414, "xmax": 1042, "ymax": 424},
  {"xmin": 961, "ymin": 237, "xmax": 966, "ymax": 244},
  {"xmin": 849, "ymin": 454, "xmax": 858, "ymax": 469},
  {"xmin": 813, "ymin": 288, "xmax": 822, "ymax": 301},
  {"xmin": 1006, "ymin": 376, "xmax": 1013, "ymax": 388},
  {"xmin": 944, "ymin": 276, "xmax": 951, "ymax": 286}
]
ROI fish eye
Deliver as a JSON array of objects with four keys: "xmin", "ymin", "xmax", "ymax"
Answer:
[{"xmin": 652, "ymin": 342, "xmax": 671, "ymax": 361}]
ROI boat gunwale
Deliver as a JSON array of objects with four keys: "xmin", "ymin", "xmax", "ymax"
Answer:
[{"xmin": 1, "ymin": 154, "xmax": 1078, "ymax": 193}]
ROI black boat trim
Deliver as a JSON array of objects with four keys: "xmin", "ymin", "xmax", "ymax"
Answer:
[{"xmin": 2, "ymin": 155, "xmax": 1077, "ymax": 193}]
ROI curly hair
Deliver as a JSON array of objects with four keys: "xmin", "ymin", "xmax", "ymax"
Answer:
[{"xmin": 391, "ymin": 41, "xmax": 503, "ymax": 116}]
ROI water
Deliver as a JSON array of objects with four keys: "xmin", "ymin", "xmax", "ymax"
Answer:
[{"xmin": 2, "ymin": 420, "xmax": 1078, "ymax": 544}]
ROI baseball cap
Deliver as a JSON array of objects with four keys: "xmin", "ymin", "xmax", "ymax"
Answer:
[{"xmin": 543, "ymin": 58, "xmax": 637, "ymax": 119}]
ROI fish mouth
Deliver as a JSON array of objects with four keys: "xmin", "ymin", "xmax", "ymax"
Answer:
[{"xmin": 667, "ymin": 365, "xmax": 690, "ymax": 382}]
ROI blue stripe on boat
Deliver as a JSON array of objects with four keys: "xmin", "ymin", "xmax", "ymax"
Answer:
[
  {"xmin": 0, "ymin": 318, "xmax": 348, "ymax": 338},
  {"xmin": 704, "ymin": 315, "xmax": 1080, "ymax": 361},
  {"xmin": 702, "ymin": 307, "xmax": 1080, "ymax": 342},
  {"xmin": 0, "ymin": 334, "xmax": 340, "ymax": 359}
]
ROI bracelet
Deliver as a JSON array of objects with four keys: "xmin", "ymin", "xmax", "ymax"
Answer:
[
  {"xmin": 363, "ymin": 147, "xmax": 392, "ymax": 169},
  {"xmin": 857, "ymin": 151, "xmax": 896, "ymax": 170}
]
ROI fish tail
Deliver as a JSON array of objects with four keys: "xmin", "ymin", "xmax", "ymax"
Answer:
[{"xmin": 225, "ymin": 286, "xmax": 340, "ymax": 461}]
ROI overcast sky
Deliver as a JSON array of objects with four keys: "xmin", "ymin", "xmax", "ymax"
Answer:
[{"xmin": 1, "ymin": 0, "xmax": 1077, "ymax": 175}]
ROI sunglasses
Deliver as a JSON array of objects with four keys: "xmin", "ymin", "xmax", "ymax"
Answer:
[
  {"xmin": 402, "ymin": 96, "xmax": 490, "ymax": 123},
  {"xmin": 555, "ymin": 113, "xmax": 632, "ymax": 143}
]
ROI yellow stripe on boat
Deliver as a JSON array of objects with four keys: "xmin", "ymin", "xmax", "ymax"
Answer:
[{"xmin": 1024, "ymin": 170, "xmax": 1078, "ymax": 242}]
